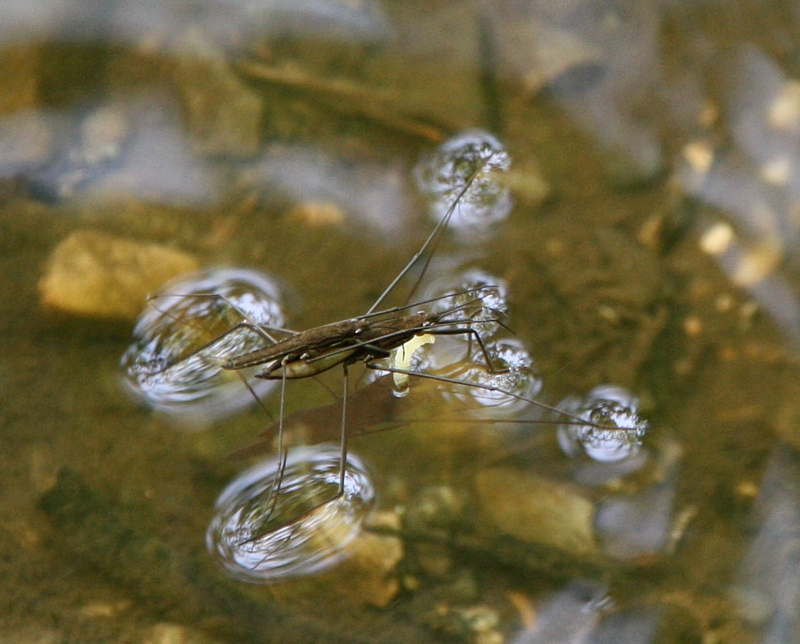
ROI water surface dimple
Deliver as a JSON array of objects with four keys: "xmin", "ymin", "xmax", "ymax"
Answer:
[
  {"xmin": 415, "ymin": 129, "xmax": 513, "ymax": 237},
  {"xmin": 557, "ymin": 385, "xmax": 648, "ymax": 463},
  {"xmin": 206, "ymin": 443, "xmax": 375, "ymax": 583},
  {"xmin": 120, "ymin": 267, "xmax": 285, "ymax": 428}
]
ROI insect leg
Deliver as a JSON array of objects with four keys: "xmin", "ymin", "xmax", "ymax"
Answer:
[
  {"xmin": 148, "ymin": 291, "xmax": 294, "ymax": 344},
  {"xmin": 338, "ymin": 364, "xmax": 350, "ymax": 493},
  {"xmin": 428, "ymin": 326, "xmax": 509, "ymax": 374},
  {"xmin": 145, "ymin": 292, "xmax": 295, "ymax": 374},
  {"xmin": 364, "ymin": 362, "xmax": 616, "ymax": 431},
  {"xmin": 366, "ymin": 153, "xmax": 497, "ymax": 315},
  {"xmin": 268, "ymin": 364, "xmax": 290, "ymax": 517},
  {"xmin": 240, "ymin": 363, "xmax": 359, "ymax": 539}
]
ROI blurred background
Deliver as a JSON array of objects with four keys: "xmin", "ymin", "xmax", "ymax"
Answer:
[{"xmin": 4, "ymin": 1, "xmax": 800, "ymax": 643}]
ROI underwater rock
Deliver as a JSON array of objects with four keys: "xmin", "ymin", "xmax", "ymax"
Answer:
[
  {"xmin": 481, "ymin": 12, "xmax": 603, "ymax": 98},
  {"xmin": 173, "ymin": 29, "xmax": 263, "ymax": 158},
  {"xmin": 285, "ymin": 525, "xmax": 404, "ymax": 609},
  {"xmin": 140, "ymin": 622, "xmax": 223, "ymax": 644},
  {"xmin": 475, "ymin": 467, "xmax": 600, "ymax": 559},
  {"xmin": 39, "ymin": 230, "xmax": 199, "ymax": 320}
]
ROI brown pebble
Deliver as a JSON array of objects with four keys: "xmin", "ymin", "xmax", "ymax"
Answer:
[{"xmin": 39, "ymin": 230, "xmax": 199, "ymax": 321}]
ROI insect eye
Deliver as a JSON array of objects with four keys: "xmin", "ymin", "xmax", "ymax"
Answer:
[{"xmin": 354, "ymin": 327, "xmax": 363, "ymax": 335}]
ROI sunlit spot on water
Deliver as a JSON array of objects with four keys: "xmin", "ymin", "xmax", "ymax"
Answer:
[
  {"xmin": 206, "ymin": 444, "xmax": 375, "ymax": 583},
  {"xmin": 120, "ymin": 267, "xmax": 285, "ymax": 428},
  {"xmin": 677, "ymin": 46, "xmax": 800, "ymax": 343},
  {"xmin": 557, "ymin": 385, "xmax": 647, "ymax": 463},
  {"xmin": 416, "ymin": 130, "xmax": 513, "ymax": 237}
]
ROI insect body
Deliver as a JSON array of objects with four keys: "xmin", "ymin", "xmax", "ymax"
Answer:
[
  {"xmin": 125, "ymin": 134, "xmax": 646, "ymax": 576},
  {"xmin": 223, "ymin": 314, "xmax": 425, "ymax": 379},
  {"xmin": 222, "ymin": 297, "xmax": 497, "ymax": 381},
  {"xmin": 195, "ymin": 144, "xmax": 519, "ymax": 537}
]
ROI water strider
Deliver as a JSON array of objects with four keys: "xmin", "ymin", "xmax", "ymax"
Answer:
[{"xmin": 124, "ymin": 132, "xmax": 647, "ymax": 579}]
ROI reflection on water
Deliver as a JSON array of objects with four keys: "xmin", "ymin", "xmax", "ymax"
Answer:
[
  {"xmin": 557, "ymin": 385, "xmax": 647, "ymax": 463},
  {"xmin": 246, "ymin": 145, "xmax": 412, "ymax": 235},
  {"xmin": 432, "ymin": 335, "xmax": 542, "ymax": 416},
  {"xmin": 409, "ymin": 265, "xmax": 544, "ymax": 416},
  {"xmin": 17, "ymin": 96, "xmax": 222, "ymax": 205},
  {"xmin": 509, "ymin": 582, "xmax": 671, "ymax": 644},
  {"xmin": 5, "ymin": 0, "xmax": 800, "ymax": 643},
  {"xmin": 595, "ymin": 439, "xmax": 682, "ymax": 561},
  {"xmin": 421, "ymin": 266, "xmax": 510, "ymax": 337},
  {"xmin": 121, "ymin": 267, "xmax": 284, "ymax": 427},
  {"xmin": 415, "ymin": 130, "xmax": 513, "ymax": 236},
  {"xmin": 207, "ymin": 443, "xmax": 375, "ymax": 583}
]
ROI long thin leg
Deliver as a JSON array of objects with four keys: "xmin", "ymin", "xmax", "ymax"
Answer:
[
  {"xmin": 367, "ymin": 154, "xmax": 497, "ymax": 315},
  {"xmin": 149, "ymin": 291, "xmax": 295, "ymax": 341},
  {"xmin": 146, "ymin": 292, "xmax": 297, "ymax": 375},
  {"xmin": 428, "ymin": 326, "xmax": 508, "ymax": 374},
  {"xmin": 364, "ymin": 362, "xmax": 615, "ymax": 430},
  {"xmin": 261, "ymin": 363, "xmax": 289, "ymax": 530},
  {"xmin": 243, "ymin": 363, "xmax": 351, "ymax": 542},
  {"xmin": 235, "ymin": 363, "xmax": 289, "ymax": 548},
  {"xmin": 339, "ymin": 364, "xmax": 349, "ymax": 493}
]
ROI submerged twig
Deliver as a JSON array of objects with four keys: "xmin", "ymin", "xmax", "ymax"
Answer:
[{"xmin": 238, "ymin": 60, "xmax": 447, "ymax": 142}]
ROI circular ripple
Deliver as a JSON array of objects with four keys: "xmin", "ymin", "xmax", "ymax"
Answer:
[
  {"xmin": 121, "ymin": 267, "xmax": 285, "ymax": 426},
  {"xmin": 557, "ymin": 385, "xmax": 649, "ymax": 462},
  {"xmin": 207, "ymin": 444, "xmax": 376, "ymax": 582}
]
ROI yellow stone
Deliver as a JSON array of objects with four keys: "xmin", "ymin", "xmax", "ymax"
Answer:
[{"xmin": 39, "ymin": 230, "xmax": 199, "ymax": 320}]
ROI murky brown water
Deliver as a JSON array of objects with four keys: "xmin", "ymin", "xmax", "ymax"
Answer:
[{"xmin": 3, "ymin": 1, "xmax": 800, "ymax": 643}]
